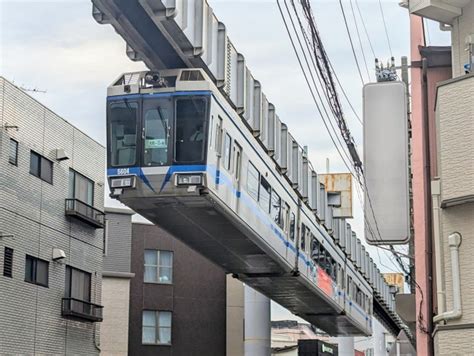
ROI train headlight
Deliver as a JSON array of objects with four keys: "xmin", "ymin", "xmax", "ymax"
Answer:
[
  {"xmin": 176, "ymin": 174, "xmax": 202, "ymax": 186},
  {"xmin": 110, "ymin": 176, "xmax": 135, "ymax": 188}
]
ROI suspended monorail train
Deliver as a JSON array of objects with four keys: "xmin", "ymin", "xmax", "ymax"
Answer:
[{"xmin": 106, "ymin": 69, "xmax": 373, "ymax": 336}]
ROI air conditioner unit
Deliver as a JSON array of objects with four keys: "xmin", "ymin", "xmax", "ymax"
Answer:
[{"xmin": 409, "ymin": 0, "xmax": 470, "ymax": 24}]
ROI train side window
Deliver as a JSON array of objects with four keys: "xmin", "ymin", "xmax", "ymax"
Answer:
[
  {"xmin": 233, "ymin": 142, "xmax": 242, "ymax": 180},
  {"xmin": 247, "ymin": 162, "xmax": 259, "ymax": 201},
  {"xmin": 223, "ymin": 133, "xmax": 232, "ymax": 170},
  {"xmin": 290, "ymin": 213, "xmax": 296, "ymax": 241},
  {"xmin": 283, "ymin": 203, "xmax": 290, "ymax": 234},
  {"xmin": 209, "ymin": 115, "xmax": 214, "ymax": 149},
  {"xmin": 271, "ymin": 191, "xmax": 282, "ymax": 227},
  {"xmin": 215, "ymin": 117, "xmax": 223, "ymax": 156},
  {"xmin": 311, "ymin": 238, "xmax": 320, "ymax": 263},
  {"xmin": 300, "ymin": 224, "xmax": 306, "ymax": 251},
  {"xmin": 318, "ymin": 244, "xmax": 326, "ymax": 269},
  {"xmin": 259, "ymin": 176, "xmax": 271, "ymax": 213}
]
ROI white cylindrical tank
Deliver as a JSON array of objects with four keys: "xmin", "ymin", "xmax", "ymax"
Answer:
[{"xmin": 244, "ymin": 285, "xmax": 271, "ymax": 356}]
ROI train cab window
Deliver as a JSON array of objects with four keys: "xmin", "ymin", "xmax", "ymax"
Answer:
[
  {"xmin": 223, "ymin": 133, "xmax": 232, "ymax": 170},
  {"xmin": 247, "ymin": 162, "xmax": 259, "ymax": 201},
  {"xmin": 259, "ymin": 176, "xmax": 271, "ymax": 213},
  {"xmin": 271, "ymin": 191, "xmax": 282, "ymax": 227},
  {"xmin": 300, "ymin": 224, "xmax": 306, "ymax": 251},
  {"xmin": 175, "ymin": 98, "xmax": 207, "ymax": 163},
  {"xmin": 108, "ymin": 100, "xmax": 139, "ymax": 167},
  {"xmin": 290, "ymin": 212, "xmax": 296, "ymax": 241},
  {"xmin": 143, "ymin": 99, "xmax": 172, "ymax": 166}
]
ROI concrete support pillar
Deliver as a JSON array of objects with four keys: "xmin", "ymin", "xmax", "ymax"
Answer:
[
  {"xmin": 373, "ymin": 321, "xmax": 387, "ymax": 356},
  {"xmin": 338, "ymin": 337, "xmax": 355, "ymax": 356},
  {"xmin": 244, "ymin": 285, "xmax": 271, "ymax": 356}
]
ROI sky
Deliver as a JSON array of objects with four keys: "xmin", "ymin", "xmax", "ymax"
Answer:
[{"xmin": 0, "ymin": 0, "xmax": 450, "ymax": 326}]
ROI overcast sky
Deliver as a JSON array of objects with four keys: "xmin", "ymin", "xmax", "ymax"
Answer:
[{"xmin": 0, "ymin": 0, "xmax": 450, "ymax": 324}]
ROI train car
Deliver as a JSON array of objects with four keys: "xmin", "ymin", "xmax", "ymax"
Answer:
[{"xmin": 106, "ymin": 69, "xmax": 372, "ymax": 336}]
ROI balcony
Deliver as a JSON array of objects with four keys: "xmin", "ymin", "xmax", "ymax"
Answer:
[
  {"xmin": 61, "ymin": 298, "xmax": 103, "ymax": 322},
  {"xmin": 65, "ymin": 199, "xmax": 105, "ymax": 228}
]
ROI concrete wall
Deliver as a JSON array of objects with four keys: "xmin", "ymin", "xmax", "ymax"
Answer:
[
  {"xmin": 227, "ymin": 275, "xmax": 245, "ymax": 356},
  {"xmin": 0, "ymin": 77, "xmax": 105, "ymax": 355},
  {"xmin": 101, "ymin": 277, "xmax": 132, "ymax": 356},
  {"xmin": 103, "ymin": 208, "xmax": 134, "ymax": 273},
  {"xmin": 451, "ymin": 1, "xmax": 474, "ymax": 78}
]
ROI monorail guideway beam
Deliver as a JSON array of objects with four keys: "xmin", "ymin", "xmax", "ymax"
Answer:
[{"xmin": 93, "ymin": 0, "xmax": 410, "ymax": 339}]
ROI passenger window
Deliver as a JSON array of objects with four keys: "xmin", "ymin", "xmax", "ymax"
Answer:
[
  {"xmin": 223, "ymin": 133, "xmax": 232, "ymax": 170},
  {"xmin": 284, "ymin": 203, "xmax": 290, "ymax": 233},
  {"xmin": 300, "ymin": 224, "xmax": 306, "ymax": 251},
  {"xmin": 259, "ymin": 176, "xmax": 271, "ymax": 213},
  {"xmin": 233, "ymin": 143, "xmax": 242, "ymax": 180},
  {"xmin": 247, "ymin": 162, "xmax": 259, "ymax": 201},
  {"xmin": 271, "ymin": 191, "xmax": 282, "ymax": 227},
  {"xmin": 215, "ymin": 117, "xmax": 223, "ymax": 156},
  {"xmin": 311, "ymin": 238, "xmax": 320, "ymax": 263},
  {"xmin": 290, "ymin": 213, "xmax": 296, "ymax": 241}
]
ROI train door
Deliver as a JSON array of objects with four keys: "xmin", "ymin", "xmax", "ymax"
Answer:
[
  {"xmin": 213, "ymin": 116, "xmax": 223, "ymax": 191},
  {"xmin": 232, "ymin": 141, "xmax": 242, "ymax": 212}
]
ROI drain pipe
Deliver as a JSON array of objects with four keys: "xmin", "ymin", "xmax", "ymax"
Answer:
[
  {"xmin": 431, "ymin": 179, "xmax": 445, "ymax": 315},
  {"xmin": 433, "ymin": 232, "xmax": 463, "ymax": 323}
]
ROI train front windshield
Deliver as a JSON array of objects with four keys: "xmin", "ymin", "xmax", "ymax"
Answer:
[{"xmin": 108, "ymin": 96, "xmax": 209, "ymax": 168}]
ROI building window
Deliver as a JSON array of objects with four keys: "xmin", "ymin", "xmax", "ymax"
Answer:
[
  {"xmin": 144, "ymin": 250, "xmax": 173, "ymax": 284},
  {"xmin": 65, "ymin": 266, "xmax": 91, "ymax": 303},
  {"xmin": 9, "ymin": 139, "xmax": 18, "ymax": 166},
  {"xmin": 30, "ymin": 151, "xmax": 53, "ymax": 184},
  {"xmin": 69, "ymin": 169, "xmax": 94, "ymax": 206},
  {"xmin": 142, "ymin": 310, "xmax": 172, "ymax": 345},
  {"xmin": 3, "ymin": 247, "xmax": 13, "ymax": 278},
  {"xmin": 25, "ymin": 255, "xmax": 49, "ymax": 287}
]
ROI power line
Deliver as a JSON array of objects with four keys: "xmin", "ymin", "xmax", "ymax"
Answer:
[
  {"xmin": 279, "ymin": 0, "xmax": 413, "ymax": 280},
  {"xmin": 378, "ymin": 0, "xmax": 393, "ymax": 57},
  {"xmin": 338, "ymin": 0, "xmax": 365, "ymax": 85},
  {"xmin": 348, "ymin": 0, "xmax": 371, "ymax": 81},
  {"xmin": 354, "ymin": 0, "xmax": 376, "ymax": 59}
]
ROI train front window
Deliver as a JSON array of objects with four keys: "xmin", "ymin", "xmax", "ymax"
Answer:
[
  {"xmin": 175, "ymin": 98, "xmax": 208, "ymax": 163},
  {"xmin": 109, "ymin": 101, "xmax": 139, "ymax": 167},
  {"xmin": 143, "ymin": 98, "xmax": 172, "ymax": 166}
]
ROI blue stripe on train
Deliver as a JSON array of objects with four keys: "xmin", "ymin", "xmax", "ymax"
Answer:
[{"xmin": 109, "ymin": 164, "xmax": 370, "ymax": 321}]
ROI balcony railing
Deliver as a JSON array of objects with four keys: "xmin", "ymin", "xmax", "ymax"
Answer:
[
  {"xmin": 65, "ymin": 199, "xmax": 105, "ymax": 228},
  {"xmin": 62, "ymin": 297, "xmax": 103, "ymax": 322}
]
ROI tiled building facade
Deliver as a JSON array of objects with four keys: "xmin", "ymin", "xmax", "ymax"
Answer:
[{"xmin": 0, "ymin": 77, "xmax": 105, "ymax": 355}]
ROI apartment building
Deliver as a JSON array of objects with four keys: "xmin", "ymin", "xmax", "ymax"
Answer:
[
  {"xmin": 0, "ymin": 77, "xmax": 105, "ymax": 355},
  {"xmin": 129, "ymin": 222, "xmax": 228, "ymax": 355},
  {"xmin": 407, "ymin": 1, "xmax": 474, "ymax": 354}
]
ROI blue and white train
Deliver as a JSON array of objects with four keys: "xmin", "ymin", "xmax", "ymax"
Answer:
[{"xmin": 106, "ymin": 69, "xmax": 373, "ymax": 336}]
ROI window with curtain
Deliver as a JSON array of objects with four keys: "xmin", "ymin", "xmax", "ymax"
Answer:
[
  {"xmin": 69, "ymin": 169, "xmax": 94, "ymax": 206},
  {"xmin": 144, "ymin": 250, "xmax": 173, "ymax": 284},
  {"xmin": 142, "ymin": 310, "xmax": 172, "ymax": 345},
  {"xmin": 65, "ymin": 266, "xmax": 91, "ymax": 303}
]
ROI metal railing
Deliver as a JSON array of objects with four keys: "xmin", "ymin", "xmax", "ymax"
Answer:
[
  {"xmin": 62, "ymin": 297, "xmax": 103, "ymax": 322},
  {"xmin": 65, "ymin": 199, "xmax": 105, "ymax": 228}
]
